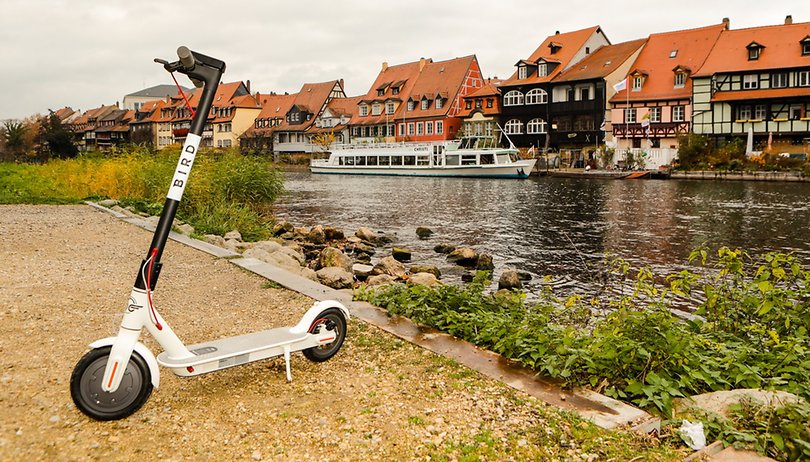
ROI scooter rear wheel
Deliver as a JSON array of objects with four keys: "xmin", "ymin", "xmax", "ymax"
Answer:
[
  {"xmin": 70, "ymin": 346, "xmax": 153, "ymax": 420},
  {"xmin": 303, "ymin": 308, "xmax": 347, "ymax": 362}
]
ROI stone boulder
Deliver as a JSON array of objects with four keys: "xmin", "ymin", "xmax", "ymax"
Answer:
[
  {"xmin": 352, "ymin": 263, "xmax": 375, "ymax": 280},
  {"xmin": 323, "ymin": 226, "xmax": 344, "ymax": 241},
  {"xmin": 447, "ymin": 247, "xmax": 478, "ymax": 267},
  {"xmin": 299, "ymin": 267, "xmax": 319, "ymax": 282},
  {"xmin": 407, "ymin": 272, "xmax": 442, "ymax": 287},
  {"xmin": 410, "ymin": 265, "xmax": 441, "ymax": 278},
  {"xmin": 308, "ymin": 225, "xmax": 326, "ymax": 244},
  {"xmin": 293, "ymin": 227, "xmax": 311, "ymax": 240},
  {"xmin": 416, "ymin": 227, "xmax": 433, "ymax": 239},
  {"xmin": 433, "ymin": 243, "xmax": 455, "ymax": 254},
  {"xmin": 99, "ymin": 199, "xmax": 118, "ymax": 207},
  {"xmin": 224, "ymin": 230, "xmax": 242, "ymax": 241},
  {"xmin": 366, "ymin": 274, "xmax": 395, "ymax": 287},
  {"xmin": 203, "ymin": 234, "xmax": 226, "ymax": 248},
  {"xmin": 371, "ymin": 256, "xmax": 407, "ymax": 279},
  {"xmin": 392, "ymin": 247, "xmax": 412, "ymax": 262},
  {"xmin": 316, "ymin": 267, "xmax": 354, "ymax": 289},
  {"xmin": 476, "ymin": 253, "xmax": 494, "ymax": 271},
  {"xmin": 674, "ymin": 389, "xmax": 805, "ymax": 420},
  {"xmin": 498, "ymin": 270, "xmax": 522, "ymax": 290},
  {"xmin": 317, "ymin": 247, "xmax": 353, "ymax": 273},
  {"xmin": 253, "ymin": 240, "xmax": 282, "ymax": 254},
  {"xmin": 272, "ymin": 220, "xmax": 294, "ymax": 236},
  {"xmin": 355, "ymin": 227, "xmax": 377, "ymax": 243},
  {"xmin": 176, "ymin": 223, "xmax": 195, "ymax": 235}
]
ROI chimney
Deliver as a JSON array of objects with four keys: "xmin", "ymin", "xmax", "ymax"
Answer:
[
  {"xmin": 722, "ymin": 17, "xmax": 730, "ymax": 30},
  {"xmin": 555, "ymin": 30, "xmax": 560, "ymax": 35},
  {"xmin": 339, "ymin": 78, "xmax": 344, "ymax": 89},
  {"xmin": 382, "ymin": 61, "xmax": 388, "ymax": 72},
  {"xmin": 785, "ymin": 15, "xmax": 793, "ymax": 25},
  {"xmin": 246, "ymin": 79, "xmax": 251, "ymax": 93},
  {"xmin": 419, "ymin": 57, "xmax": 427, "ymax": 71}
]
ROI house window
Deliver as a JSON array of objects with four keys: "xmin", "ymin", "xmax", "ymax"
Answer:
[
  {"xmin": 804, "ymin": 42, "xmax": 810, "ymax": 56},
  {"xmin": 772, "ymin": 72, "xmax": 789, "ymax": 88},
  {"xmin": 465, "ymin": 100, "xmax": 472, "ymax": 110},
  {"xmin": 503, "ymin": 90, "xmax": 524, "ymax": 106},
  {"xmin": 504, "ymin": 119, "xmax": 523, "ymax": 134},
  {"xmin": 754, "ymin": 105, "xmax": 767, "ymax": 120},
  {"xmin": 518, "ymin": 66, "xmax": 527, "ymax": 79},
  {"xmin": 650, "ymin": 107, "xmax": 661, "ymax": 123},
  {"xmin": 525, "ymin": 88, "xmax": 548, "ymax": 105},
  {"xmin": 743, "ymin": 74, "xmax": 759, "ymax": 90},
  {"xmin": 475, "ymin": 99, "xmax": 482, "ymax": 108},
  {"xmin": 790, "ymin": 105, "xmax": 803, "ymax": 120},
  {"xmin": 352, "ymin": 127, "xmax": 360, "ymax": 137},
  {"xmin": 672, "ymin": 106, "xmax": 685, "ymax": 122},
  {"xmin": 392, "ymin": 87, "xmax": 400, "ymax": 95},
  {"xmin": 799, "ymin": 71, "xmax": 810, "ymax": 87},
  {"xmin": 359, "ymin": 105, "xmax": 368, "ymax": 117},
  {"xmin": 737, "ymin": 105, "xmax": 752, "ymax": 120},
  {"xmin": 577, "ymin": 87, "xmax": 590, "ymax": 101},
  {"xmin": 407, "ymin": 123, "xmax": 415, "ymax": 135},
  {"xmin": 436, "ymin": 97, "xmax": 443, "ymax": 109},
  {"xmin": 421, "ymin": 99, "xmax": 429, "ymax": 110},
  {"xmin": 372, "ymin": 103, "xmax": 382, "ymax": 116},
  {"xmin": 416, "ymin": 122, "xmax": 424, "ymax": 135},
  {"xmin": 538, "ymin": 64, "xmax": 548, "ymax": 77},
  {"xmin": 669, "ymin": 50, "xmax": 678, "ymax": 58},
  {"xmin": 526, "ymin": 118, "xmax": 547, "ymax": 134},
  {"xmin": 624, "ymin": 108, "xmax": 637, "ymax": 123},
  {"xmin": 632, "ymin": 76, "xmax": 643, "ymax": 90},
  {"xmin": 674, "ymin": 73, "xmax": 686, "ymax": 88},
  {"xmin": 398, "ymin": 124, "xmax": 404, "ymax": 136},
  {"xmin": 748, "ymin": 47, "xmax": 760, "ymax": 60},
  {"xmin": 573, "ymin": 116, "xmax": 594, "ymax": 131},
  {"xmin": 377, "ymin": 89, "xmax": 385, "ymax": 97},
  {"xmin": 426, "ymin": 121, "xmax": 434, "ymax": 135},
  {"xmin": 486, "ymin": 98, "xmax": 493, "ymax": 108},
  {"xmin": 386, "ymin": 102, "xmax": 395, "ymax": 114},
  {"xmin": 436, "ymin": 121, "xmax": 443, "ymax": 134},
  {"xmin": 407, "ymin": 100, "xmax": 415, "ymax": 111}
]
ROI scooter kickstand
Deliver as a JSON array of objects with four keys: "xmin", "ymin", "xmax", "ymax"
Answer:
[{"xmin": 283, "ymin": 345, "xmax": 292, "ymax": 382}]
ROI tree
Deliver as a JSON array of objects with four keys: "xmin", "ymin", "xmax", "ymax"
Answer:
[
  {"xmin": 39, "ymin": 112, "xmax": 78, "ymax": 159},
  {"xmin": 312, "ymin": 131, "xmax": 336, "ymax": 153},
  {"xmin": 2, "ymin": 120, "xmax": 27, "ymax": 159}
]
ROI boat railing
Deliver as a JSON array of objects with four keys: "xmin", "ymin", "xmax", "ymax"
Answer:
[{"xmin": 332, "ymin": 141, "xmax": 450, "ymax": 150}]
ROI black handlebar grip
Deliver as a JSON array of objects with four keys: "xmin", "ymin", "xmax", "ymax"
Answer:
[{"xmin": 177, "ymin": 46, "xmax": 195, "ymax": 70}]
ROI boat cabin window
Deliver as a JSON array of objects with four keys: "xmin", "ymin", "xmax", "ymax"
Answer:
[
  {"xmin": 432, "ymin": 145, "xmax": 445, "ymax": 155},
  {"xmin": 367, "ymin": 156, "xmax": 378, "ymax": 166},
  {"xmin": 461, "ymin": 155, "xmax": 477, "ymax": 166},
  {"xmin": 497, "ymin": 154, "xmax": 511, "ymax": 164},
  {"xmin": 416, "ymin": 155, "xmax": 430, "ymax": 166},
  {"xmin": 459, "ymin": 137, "xmax": 478, "ymax": 149},
  {"xmin": 446, "ymin": 154, "xmax": 460, "ymax": 166},
  {"xmin": 480, "ymin": 154, "xmax": 494, "ymax": 165},
  {"xmin": 379, "ymin": 156, "xmax": 390, "ymax": 166},
  {"xmin": 354, "ymin": 156, "xmax": 366, "ymax": 166},
  {"xmin": 403, "ymin": 155, "xmax": 415, "ymax": 166}
]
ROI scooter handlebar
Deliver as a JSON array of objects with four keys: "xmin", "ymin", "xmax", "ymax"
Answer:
[{"xmin": 177, "ymin": 46, "xmax": 195, "ymax": 71}]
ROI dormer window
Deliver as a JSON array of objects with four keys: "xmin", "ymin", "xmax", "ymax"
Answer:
[
  {"xmin": 359, "ymin": 104, "xmax": 369, "ymax": 117},
  {"xmin": 421, "ymin": 98, "xmax": 429, "ymax": 110},
  {"xmin": 538, "ymin": 64, "xmax": 548, "ymax": 77},
  {"xmin": 371, "ymin": 103, "xmax": 382, "ymax": 116},
  {"xmin": 436, "ymin": 97, "xmax": 443, "ymax": 109},
  {"xmin": 518, "ymin": 66, "xmax": 527, "ymax": 79},
  {"xmin": 407, "ymin": 100, "xmax": 415, "ymax": 111},
  {"xmin": 549, "ymin": 42, "xmax": 562, "ymax": 55},
  {"xmin": 385, "ymin": 101, "xmax": 395, "ymax": 114},
  {"xmin": 632, "ymin": 76, "xmax": 643, "ymax": 91},
  {"xmin": 392, "ymin": 87, "xmax": 400, "ymax": 95},
  {"xmin": 747, "ymin": 42, "xmax": 764, "ymax": 61},
  {"xmin": 802, "ymin": 36, "xmax": 810, "ymax": 55},
  {"xmin": 674, "ymin": 73, "xmax": 686, "ymax": 88},
  {"xmin": 377, "ymin": 89, "xmax": 385, "ymax": 97}
]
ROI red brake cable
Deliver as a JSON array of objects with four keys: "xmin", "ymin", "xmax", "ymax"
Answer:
[{"xmin": 171, "ymin": 72, "xmax": 196, "ymax": 119}]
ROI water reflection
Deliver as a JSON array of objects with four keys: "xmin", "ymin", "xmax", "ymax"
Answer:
[{"xmin": 274, "ymin": 172, "xmax": 810, "ymax": 297}]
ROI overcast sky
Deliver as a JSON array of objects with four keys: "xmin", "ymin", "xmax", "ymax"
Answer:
[{"xmin": 1, "ymin": 0, "xmax": 806, "ymax": 120}]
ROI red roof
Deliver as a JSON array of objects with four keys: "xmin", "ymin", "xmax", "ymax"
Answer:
[
  {"xmin": 502, "ymin": 26, "xmax": 604, "ymax": 86},
  {"xmin": 554, "ymin": 39, "xmax": 647, "ymax": 82},
  {"xmin": 695, "ymin": 21, "xmax": 810, "ymax": 76},
  {"xmin": 611, "ymin": 24, "xmax": 726, "ymax": 103},
  {"xmin": 256, "ymin": 93, "xmax": 297, "ymax": 119},
  {"xmin": 274, "ymin": 80, "xmax": 343, "ymax": 132}
]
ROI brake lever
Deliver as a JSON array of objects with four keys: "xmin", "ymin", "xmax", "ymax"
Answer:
[{"xmin": 153, "ymin": 58, "xmax": 183, "ymax": 73}]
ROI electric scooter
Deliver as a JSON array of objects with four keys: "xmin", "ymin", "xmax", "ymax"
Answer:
[{"xmin": 70, "ymin": 47, "xmax": 349, "ymax": 421}]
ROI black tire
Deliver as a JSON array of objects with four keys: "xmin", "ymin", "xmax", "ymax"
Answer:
[
  {"xmin": 302, "ymin": 308, "xmax": 347, "ymax": 363},
  {"xmin": 70, "ymin": 346, "xmax": 153, "ymax": 421}
]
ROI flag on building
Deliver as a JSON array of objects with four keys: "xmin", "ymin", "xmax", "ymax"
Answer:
[{"xmin": 613, "ymin": 78, "xmax": 628, "ymax": 93}]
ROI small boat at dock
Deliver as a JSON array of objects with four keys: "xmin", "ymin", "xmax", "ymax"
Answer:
[{"xmin": 310, "ymin": 136, "xmax": 537, "ymax": 178}]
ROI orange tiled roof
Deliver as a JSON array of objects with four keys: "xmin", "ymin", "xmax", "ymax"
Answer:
[
  {"xmin": 325, "ymin": 95, "xmax": 364, "ymax": 118},
  {"xmin": 274, "ymin": 80, "xmax": 343, "ymax": 132},
  {"xmin": 458, "ymin": 81, "xmax": 502, "ymax": 118},
  {"xmin": 711, "ymin": 86, "xmax": 810, "ymax": 102},
  {"xmin": 610, "ymin": 23, "xmax": 726, "ymax": 103},
  {"xmin": 695, "ymin": 21, "xmax": 810, "ymax": 76},
  {"xmin": 554, "ymin": 39, "xmax": 647, "ymax": 82},
  {"xmin": 501, "ymin": 26, "xmax": 604, "ymax": 86},
  {"xmin": 256, "ymin": 93, "xmax": 297, "ymax": 120}
]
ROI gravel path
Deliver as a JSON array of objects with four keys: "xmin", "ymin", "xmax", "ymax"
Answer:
[{"xmin": 0, "ymin": 205, "xmax": 681, "ymax": 461}]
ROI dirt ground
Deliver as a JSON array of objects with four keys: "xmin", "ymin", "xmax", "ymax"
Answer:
[{"xmin": 0, "ymin": 205, "xmax": 681, "ymax": 461}]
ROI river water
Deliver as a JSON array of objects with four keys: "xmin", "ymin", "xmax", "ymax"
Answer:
[{"xmin": 274, "ymin": 172, "xmax": 810, "ymax": 297}]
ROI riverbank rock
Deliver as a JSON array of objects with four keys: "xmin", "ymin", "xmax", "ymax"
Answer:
[
  {"xmin": 410, "ymin": 265, "xmax": 441, "ymax": 278},
  {"xmin": 461, "ymin": 272, "xmax": 474, "ymax": 283},
  {"xmin": 272, "ymin": 220, "xmax": 294, "ymax": 236},
  {"xmin": 498, "ymin": 270, "xmax": 522, "ymax": 290},
  {"xmin": 371, "ymin": 256, "xmax": 407, "ymax": 279},
  {"xmin": 176, "ymin": 223, "xmax": 195, "ymax": 235},
  {"xmin": 308, "ymin": 225, "xmax": 326, "ymax": 244},
  {"xmin": 323, "ymin": 226, "xmax": 344, "ymax": 241},
  {"xmin": 355, "ymin": 227, "xmax": 377, "ymax": 243},
  {"xmin": 293, "ymin": 227, "xmax": 311, "ymax": 240},
  {"xmin": 366, "ymin": 274, "xmax": 395, "ymax": 287},
  {"xmin": 352, "ymin": 263, "xmax": 375, "ymax": 280},
  {"xmin": 98, "ymin": 199, "xmax": 118, "ymax": 207},
  {"xmin": 203, "ymin": 234, "xmax": 227, "ymax": 248},
  {"xmin": 416, "ymin": 227, "xmax": 433, "ymax": 239},
  {"xmin": 316, "ymin": 267, "xmax": 353, "ymax": 289},
  {"xmin": 224, "ymin": 230, "xmax": 242, "ymax": 241},
  {"xmin": 407, "ymin": 272, "xmax": 442, "ymax": 287},
  {"xmin": 317, "ymin": 247, "xmax": 352, "ymax": 273},
  {"xmin": 447, "ymin": 247, "xmax": 478, "ymax": 267},
  {"xmin": 517, "ymin": 271, "xmax": 533, "ymax": 281},
  {"xmin": 392, "ymin": 247, "xmax": 412, "ymax": 262},
  {"xmin": 476, "ymin": 253, "xmax": 494, "ymax": 271},
  {"xmin": 674, "ymin": 389, "xmax": 805, "ymax": 421},
  {"xmin": 433, "ymin": 243, "xmax": 455, "ymax": 254}
]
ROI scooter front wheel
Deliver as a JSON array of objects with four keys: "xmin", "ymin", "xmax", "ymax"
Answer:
[
  {"xmin": 70, "ymin": 346, "xmax": 153, "ymax": 420},
  {"xmin": 303, "ymin": 308, "xmax": 347, "ymax": 362}
]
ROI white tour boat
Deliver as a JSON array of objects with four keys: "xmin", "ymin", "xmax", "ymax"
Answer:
[{"xmin": 310, "ymin": 136, "xmax": 536, "ymax": 178}]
